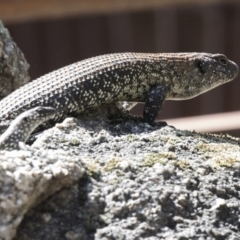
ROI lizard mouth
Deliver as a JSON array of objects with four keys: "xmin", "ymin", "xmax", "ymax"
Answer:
[
  {"xmin": 228, "ymin": 60, "xmax": 239, "ymax": 77},
  {"xmin": 214, "ymin": 61, "xmax": 239, "ymax": 80}
]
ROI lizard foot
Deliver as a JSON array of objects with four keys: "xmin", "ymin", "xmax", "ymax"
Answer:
[{"xmin": 151, "ymin": 121, "xmax": 176, "ymax": 129}]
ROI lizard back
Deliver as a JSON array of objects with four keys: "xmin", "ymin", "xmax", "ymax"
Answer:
[{"xmin": 0, "ymin": 53, "xmax": 164, "ymax": 123}]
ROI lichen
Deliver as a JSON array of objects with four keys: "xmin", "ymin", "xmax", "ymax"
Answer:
[
  {"xmin": 143, "ymin": 152, "xmax": 176, "ymax": 167},
  {"xmin": 103, "ymin": 157, "xmax": 121, "ymax": 171}
]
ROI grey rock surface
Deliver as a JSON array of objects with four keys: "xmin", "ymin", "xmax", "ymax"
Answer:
[
  {"xmin": 0, "ymin": 146, "xmax": 84, "ymax": 240},
  {"xmin": 1, "ymin": 113, "xmax": 237, "ymax": 240},
  {"xmin": 0, "ymin": 21, "xmax": 30, "ymax": 100}
]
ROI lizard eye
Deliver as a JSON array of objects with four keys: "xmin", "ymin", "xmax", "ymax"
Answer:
[
  {"xmin": 214, "ymin": 54, "xmax": 229, "ymax": 65},
  {"xmin": 218, "ymin": 57, "xmax": 228, "ymax": 65}
]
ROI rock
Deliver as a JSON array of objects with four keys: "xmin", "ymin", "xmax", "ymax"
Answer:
[
  {"xmin": 0, "ymin": 114, "xmax": 237, "ymax": 240},
  {"xmin": 0, "ymin": 147, "xmax": 84, "ymax": 240},
  {"xmin": 0, "ymin": 21, "xmax": 30, "ymax": 100}
]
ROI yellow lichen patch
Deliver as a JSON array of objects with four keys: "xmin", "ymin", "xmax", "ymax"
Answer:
[
  {"xmin": 175, "ymin": 159, "xmax": 190, "ymax": 169},
  {"xmin": 197, "ymin": 142, "xmax": 240, "ymax": 154},
  {"xmin": 161, "ymin": 135, "xmax": 182, "ymax": 145},
  {"xmin": 83, "ymin": 158, "xmax": 101, "ymax": 176},
  {"xmin": 214, "ymin": 157, "xmax": 237, "ymax": 168},
  {"xmin": 103, "ymin": 157, "xmax": 121, "ymax": 171},
  {"xmin": 69, "ymin": 138, "xmax": 80, "ymax": 146},
  {"xmin": 160, "ymin": 136, "xmax": 172, "ymax": 143},
  {"xmin": 126, "ymin": 134, "xmax": 139, "ymax": 142},
  {"xmin": 198, "ymin": 142, "xmax": 240, "ymax": 168},
  {"xmin": 143, "ymin": 152, "xmax": 176, "ymax": 167}
]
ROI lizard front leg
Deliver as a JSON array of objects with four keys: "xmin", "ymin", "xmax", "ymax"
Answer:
[{"xmin": 143, "ymin": 85, "xmax": 167, "ymax": 126}]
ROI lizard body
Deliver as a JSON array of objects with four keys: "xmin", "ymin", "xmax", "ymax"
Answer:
[{"xmin": 0, "ymin": 53, "xmax": 238, "ymax": 148}]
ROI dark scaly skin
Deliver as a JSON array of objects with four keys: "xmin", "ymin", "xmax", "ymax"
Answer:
[{"xmin": 0, "ymin": 53, "xmax": 238, "ymax": 145}]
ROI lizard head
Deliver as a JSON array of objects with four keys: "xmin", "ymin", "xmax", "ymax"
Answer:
[{"xmin": 168, "ymin": 53, "xmax": 239, "ymax": 100}]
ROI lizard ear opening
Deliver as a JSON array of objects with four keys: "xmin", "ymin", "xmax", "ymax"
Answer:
[{"xmin": 195, "ymin": 60, "xmax": 206, "ymax": 74}]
